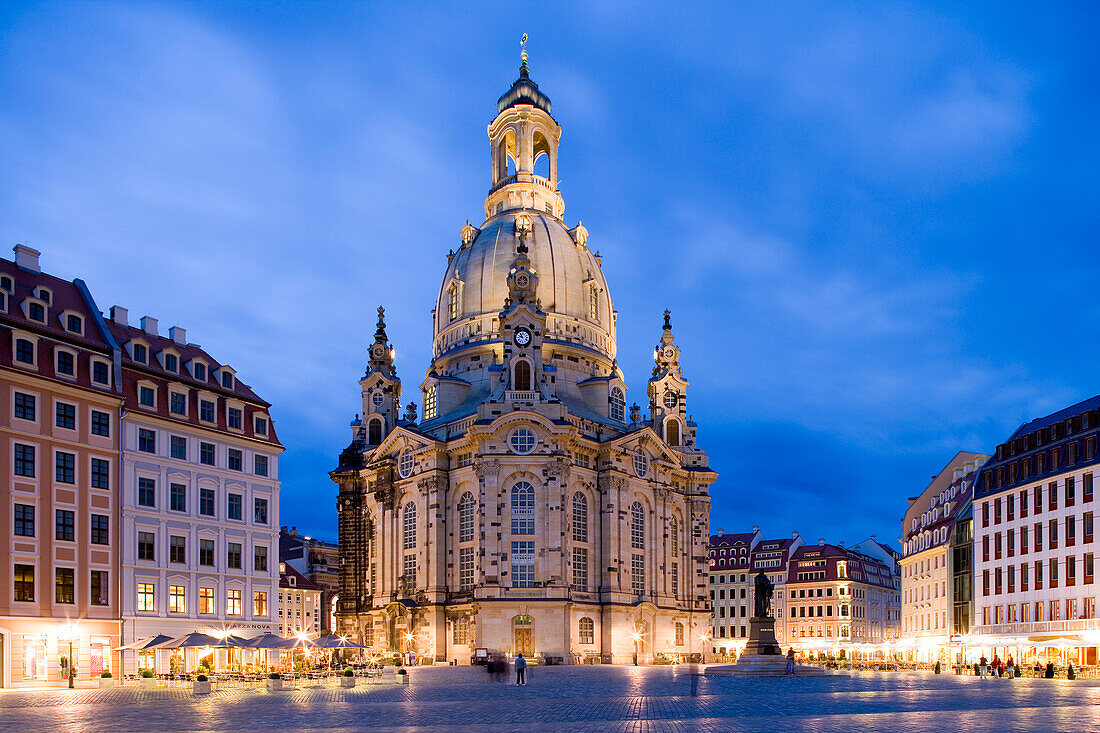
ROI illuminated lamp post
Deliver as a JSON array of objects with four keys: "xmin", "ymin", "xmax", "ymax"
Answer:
[{"xmin": 60, "ymin": 623, "xmax": 78, "ymax": 689}]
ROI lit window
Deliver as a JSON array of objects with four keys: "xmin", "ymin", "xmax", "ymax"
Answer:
[
  {"xmin": 137, "ymin": 583, "xmax": 155, "ymax": 612},
  {"xmin": 169, "ymin": 585, "xmax": 186, "ymax": 613},
  {"xmin": 199, "ymin": 587, "xmax": 214, "ymax": 614},
  {"xmin": 579, "ymin": 616, "xmax": 594, "ymax": 644},
  {"xmin": 254, "ymin": 591, "xmax": 268, "ymax": 617},
  {"xmin": 227, "ymin": 589, "xmax": 242, "ymax": 615},
  {"xmin": 423, "ymin": 386, "xmax": 437, "ymax": 420}
]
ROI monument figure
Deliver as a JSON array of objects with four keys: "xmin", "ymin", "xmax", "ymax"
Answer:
[{"xmin": 753, "ymin": 571, "xmax": 773, "ymax": 619}]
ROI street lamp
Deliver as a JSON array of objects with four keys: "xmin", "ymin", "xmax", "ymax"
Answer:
[{"xmin": 60, "ymin": 623, "xmax": 79, "ymax": 689}]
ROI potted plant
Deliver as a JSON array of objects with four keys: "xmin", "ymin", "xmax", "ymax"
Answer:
[
  {"xmin": 396, "ymin": 667, "xmax": 408, "ymax": 685},
  {"xmin": 934, "ymin": 661, "xmax": 942, "ymax": 674},
  {"xmin": 266, "ymin": 672, "xmax": 283, "ymax": 691},
  {"xmin": 341, "ymin": 666, "xmax": 355, "ymax": 688},
  {"xmin": 140, "ymin": 668, "xmax": 157, "ymax": 691},
  {"xmin": 99, "ymin": 671, "xmax": 114, "ymax": 689},
  {"xmin": 1068, "ymin": 663, "xmax": 1076, "ymax": 680},
  {"xmin": 193, "ymin": 674, "xmax": 211, "ymax": 694}
]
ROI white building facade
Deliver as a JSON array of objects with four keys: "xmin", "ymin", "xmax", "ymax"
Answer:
[
  {"xmin": 278, "ymin": 563, "xmax": 321, "ymax": 639},
  {"xmin": 110, "ymin": 310, "xmax": 282, "ymax": 671}
]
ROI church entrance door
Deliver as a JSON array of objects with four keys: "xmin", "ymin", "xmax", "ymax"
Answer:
[{"xmin": 513, "ymin": 615, "xmax": 534, "ymax": 656}]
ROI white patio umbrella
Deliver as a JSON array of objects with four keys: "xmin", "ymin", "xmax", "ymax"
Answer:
[
  {"xmin": 313, "ymin": 635, "xmax": 367, "ymax": 649},
  {"xmin": 162, "ymin": 632, "xmax": 221, "ymax": 648},
  {"xmin": 116, "ymin": 634, "xmax": 175, "ymax": 651},
  {"xmin": 241, "ymin": 633, "xmax": 298, "ymax": 649}
]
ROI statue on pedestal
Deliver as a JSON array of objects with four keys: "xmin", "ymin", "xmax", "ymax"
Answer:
[{"xmin": 753, "ymin": 571, "xmax": 774, "ymax": 619}]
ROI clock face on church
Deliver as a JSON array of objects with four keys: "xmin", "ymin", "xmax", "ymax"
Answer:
[
  {"xmin": 514, "ymin": 328, "xmax": 532, "ymax": 347},
  {"xmin": 372, "ymin": 344, "xmax": 386, "ymax": 359},
  {"xmin": 515, "ymin": 273, "xmax": 530, "ymax": 288},
  {"xmin": 663, "ymin": 346, "xmax": 676, "ymax": 360}
]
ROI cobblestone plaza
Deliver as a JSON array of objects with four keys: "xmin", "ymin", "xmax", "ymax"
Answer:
[{"xmin": 1, "ymin": 666, "xmax": 1096, "ymax": 732}]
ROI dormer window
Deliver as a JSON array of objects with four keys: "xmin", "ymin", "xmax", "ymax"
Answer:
[
  {"xmin": 55, "ymin": 349, "xmax": 75, "ymax": 377},
  {"xmin": 65, "ymin": 314, "xmax": 83, "ymax": 334},
  {"xmin": 35, "ymin": 287, "xmax": 50, "ymax": 304},
  {"xmin": 15, "ymin": 337, "xmax": 35, "ymax": 364},
  {"xmin": 192, "ymin": 362, "xmax": 207, "ymax": 382},
  {"xmin": 221, "ymin": 371, "xmax": 234, "ymax": 389},
  {"xmin": 92, "ymin": 360, "xmax": 110, "ymax": 386},
  {"xmin": 132, "ymin": 343, "xmax": 147, "ymax": 363},
  {"xmin": 254, "ymin": 416, "xmax": 268, "ymax": 435},
  {"xmin": 227, "ymin": 407, "xmax": 243, "ymax": 430},
  {"xmin": 0, "ymin": 275, "xmax": 12, "ymax": 292},
  {"xmin": 27, "ymin": 302, "xmax": 45, "ymax": 322},
  {"xmin": 163, "ymin": 353, "xmax": 178, "ymax": 372},
  {"xmin": 139, "ymin": 385, "xmax": 156, "ymax": 408},
  {"xmin": 169, "ymin": 391, "xmax": 187, "ymax": 416}
]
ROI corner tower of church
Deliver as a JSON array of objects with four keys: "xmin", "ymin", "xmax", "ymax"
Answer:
[{"xmin": 332, "ymin": 49, "xmax": 717, "ymax": 665}]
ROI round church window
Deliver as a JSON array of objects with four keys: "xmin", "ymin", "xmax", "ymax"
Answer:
[
  {"xmin": 510, "ymin": 428, "xmax": 536, "ymax": 455},
  {"xmin": 398, "ymin": 450, "xmax": 414, "ymax": 478},
  {"xmin": 633, "ymin": 450, "xmax": 648, "ymax": 478}
]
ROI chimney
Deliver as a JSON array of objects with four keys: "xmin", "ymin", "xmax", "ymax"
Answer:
[
  {"xmin": 819, "ymin": 537, "xmax": 825, "ymax": 546},
  {"xmin": 110, "ymin": 306, "xmax": 129, "ymax": 326},
  {"xmin": 871, "ymin": 534, "xmax": 877, "ymax": 541},
  {"xmin": 752, "ymin": 525, "xmax": 759, "ymax": 534},
  {"xmin": 140, "ymin": 316, "xmax": 158, "ymax": 336},
  {"xmin": 792, "ymin": 531, "xmax": 799, "ymax": 539},
  {"xmin": 717, "ymin": 528, "xmax": 724, "ymax": 537},
  {"xmin": 13, "ymin": 244, "xmax": 41, "ymax": 273},
  {"xmin": 838, "ymin": 541, "xmax": 845, "ymax": 548},
  {"xmin": 169, "ymin": 326, "xmax": 187, "ymax": 345}
]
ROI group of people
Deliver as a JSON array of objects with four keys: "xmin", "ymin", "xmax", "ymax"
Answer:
[
  {"xmin": 978, "ymin": 654, "xmax": 1017, "ymax": 678},
  {"xmin": 485, "ymin": 653, "xmax": 528, "ymax": 685}
]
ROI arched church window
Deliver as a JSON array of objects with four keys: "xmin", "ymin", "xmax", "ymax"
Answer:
[
  {"xmin": 665, "ymin": 418, "xmax": 680, "ymax": 447},
  {"xmin": 633, "ymin": 450, "xmax": 648, "ymax": 478},
  {"xmin": 610, "ymin": 388, "xmax": 625, "ymax": 422},
  {"xmin": 511, "ymin": 482, "xmax": 535, "ymax": 535},
  {"xmin": 398, "ymin": 450, "xmax": 414, "ymax": 478},
  {"xmin": 459, "ymin": 492, "xmax": 476, "ymax": 543},
  {"xmin": 448, "ymin": 285, "xmax": 458, "ymax": 321},
  {"xmin": 631, "ymin": 502, "xmax": 645, "ymax": 549},
  {"xmin": 579, "ymin": 617, "xmax": 595, "ymax": 644},
  {"xmin": 423, "ymin": 386, "xmax": 437, "ymax": 420},
  {"xmin": 368, "ymin": 418, "xmax": 382, "ymax": 445},
  {"xmin": 403, "ymin": 502, "xmax": 417, "ymax": 549},
  {"xmin": 572, "ymin": 492, "xmax": 588, "ymax": 542},
  {"xmin": 671, "ymin": 521, "xmax": 679, "ymax": 555},
  {"xmin": 514, "ymin": 360, "xmax": 532, "ymax": 391},
  {"xmin": 509, "ymin": 428, "xmax": 536, "ymax": 455}
]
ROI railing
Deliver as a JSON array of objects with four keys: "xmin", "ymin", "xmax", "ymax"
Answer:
[
  {"xmin": 505, "ymin": 390, "xmax": 538, "ymax": 402},
  {"xmin": 978, "ymin": 618, "xmax": 1100, "ymax": 636},
  {"xmin": 489, "ymin": 174, "xmax": 556, "ymax": 194}
]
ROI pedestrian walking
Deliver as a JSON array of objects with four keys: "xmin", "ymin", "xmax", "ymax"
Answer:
[
  {"xmin": 515, "ymin": 653, "xmax": 527, "ymax": 686},
  {"xmin": 979, "ymin": 655, "xmax": 988, "ymax": 678},
  {"xmin": 992, "ymin": 654, "xmax": 1002, "ymax": 678},
  {"xmin": 785, "ymin": 648, "xmax": 795, "ymax": 676}
]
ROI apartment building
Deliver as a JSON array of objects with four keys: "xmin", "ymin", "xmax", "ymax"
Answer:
[{"xmin": 707, "ymin": 527, "xmax": 762, "ymax": 656}]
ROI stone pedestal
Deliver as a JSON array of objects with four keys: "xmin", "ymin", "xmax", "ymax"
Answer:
[{"xmin": 741, "ymin": 617, "xmax": 780, "ymax": 657}]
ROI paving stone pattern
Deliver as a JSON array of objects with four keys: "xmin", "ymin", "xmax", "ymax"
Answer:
[{"xmin": 1, "ymin": 666, "xmax": 1097, "ymax": 732}]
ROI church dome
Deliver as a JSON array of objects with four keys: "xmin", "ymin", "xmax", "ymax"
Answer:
[{"xmin": 433, "ymin": 210, "xmax": 615, "ymax": 361}]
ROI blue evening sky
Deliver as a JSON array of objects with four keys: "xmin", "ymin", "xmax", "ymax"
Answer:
[{"xmin": 2, "ymin": 2, "xmax": 1097, "ymax": 548}]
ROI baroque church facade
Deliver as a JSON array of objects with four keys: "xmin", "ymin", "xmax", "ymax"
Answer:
[{"xmin": 331, "ymin": 56, "xmax": 717, "ymax": 664}]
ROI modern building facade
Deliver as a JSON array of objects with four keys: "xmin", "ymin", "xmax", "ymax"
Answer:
[
  {"xmin": 332, "ymin": 57, "xmax": 717, "ymax": 664},
  {"xmin": 973, "ymin": 396, "xmax": 1100, "ymax": 666},
  {"xmin": 278, "ymin": 562, "xmax": 322, "ymax": 639},
  {"xmin": 280, "ymin": 527, "xmax": 339, "ymax": 633},
  {"xmin": 110, "ymin": 307, "xmax": 283, "ymax": 670},
  {"xmin": 708, "ymin": 527, "xmax": 762, "ymax": 656},
  {"xmin": 900, "ymin": 451, "xmax": 987, "ymax": 662},
  {"xmin": 0, "ymin": 246, "xmax": 122, "ymax": 687}
]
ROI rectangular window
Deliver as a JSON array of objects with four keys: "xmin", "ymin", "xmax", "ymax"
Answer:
[
  {"xmin": 200, "ymin": 488, "xmax": 215, "ymax": 516},
  {"xmin": 137, "ymin": 531, "xmax": 155, "ymax": 561},
  {"xmin": 14, "ymin": 392, "xmax": 35, "ymax": 420},
  {"xmin": 572, "ymin": 547, "xmax": 588, "ymax": 592},
  {"xmin": 164, "ymin": 353, "xmax": 178, "ymax": 372},
  {"xmin": 254, "ymin": 545, "xmax": 268, "ymax": 572},
  {"xmin": 139, "ymin": 386, "xmax": 155, "ymax": 407},
  {"xmin": 453, "ymin": 618, "xmax": 470, "ymax": 645},
  {"xmin": 92, "ymin": 361, "xmax": 109, "ymax": 385},
  {"xmin": 1022, "ymin": 562, "xmax": 1029, "ymax": 591},
  {"xmin": 169, "ymin": 585, "xmax": 186, "ymax": 613},
  {"xmin": 56, "ymin": 351, "xmax": 74, "ymax": 375},
  {"xmin": 199, "ymin": 587, "xmax": 214, "ymax": 614},
  {"xmin": 1087, "ymin": 473, "xmax": 1095, "ymax": 503},
  {"xmin": 511, "ymin": 541, "xmax": 535, "ymax": 588},
  {"xmin": 170, "ymin": 435, "xmax": 186, "ymax": 460},
  {"xmin": 55, "ymin": 509, "xmax": 74, "ymax": 541},
  {"xmin": 200, "ymin": 400, "xmax": 215, "ymax": 422},
  {"xmin": 1087, "ymin": 553, "xmax": 1095, "ymax": 584},
  {"xmin": 170, "ymin": 392, "xmax": 186, "ymax": 415},
  {"xmin": 228, "ymin": 449, "xmax": 242, "ymax": 471},
  {"xmin": 254, "ymin": 416, "xmax": 268, "ymax": 435},
  {"xmin": 170, "ymin": 483, "xmax": 186, "ymax": 512},
  {"xmin": 90, "ymin": 570, "xmax": 108, "ymax": 605},
  {"xmin": 170, "ymin": 535, "xmax": 186, "ymax": 564},
  {"xmin": 1035, "ymin": 522, "xmax": 1043, "ymax": 551},
  {"xmin": 994, "ymin": 498, "xmax": 1001, "ymax": 524},
  {"xmin": 55, "ymin": 402, "xmax": 75, "ymax": 429},
  {"xmin": 67, "ymin": 314, "xmax": 82, "ymax": 333},
  {"xmin": 1050, "ymin": 557, "xmax": 1059, "ymax": 588},
  {"xmin": 14, "ymin": 564, "xmax": 34, "ymax": 602},
  {"xmin": 672, "ymin": 562, "xmax": 679, "ymax": 599},
  {"xmin": 91, "ymin": 514, "xmax": 109, "ymax": 545},
  {"xmin": 254, "ymin": 591, "xmax": 267, "ymax": 617},
  {"xmin": 1068, "ymin": 554, "xmax": 1077, "ymax": 585},
  {"xmin": 137, "ymin": 477, "xmax": 156, "ymax": 507},
  {"xmin": 254, "ymin": 498, "xmax": 268, "ymax": 525},
  {"xmin": 55, "ymin": 568, "xmax": 75, "ymax": 604},
  {"xmin": 1050, "ymin": 519, "xmax": 1059, "ymax": 549},
  {"xmin": 199, "ymin": 539, "xmax": 215, "ymax": 566},
  {"xmin": 137, "ymin": 583, "xmax": 155, "ymax": 612},
  {"xmin": 1050, "ymin": 481, "xmax": 1058, "ymax": 510},
  {"xmin": 14, "ymin": 443, "xmax": 35, "ymax": 477},
  {"xmin": 1068, "ymin": 476, "xmax": 1077, "ymax": 506},
  {"xmin": 459, "ymin": 547, "xmax": 475, "ymax": 590},
  {"xmin": 200, "ymin": 442, "xmax": 215, "ymax": 465},
  {"xmin": 227, "ymin": 542, "xmax": 242, "ymax": 569},
  {"xmin": 1035, "ymin": 560, "xmax": 1044, "ymax": 590},
  {"xmin": 54, "ymin": 451, "xmax": 75, "ymax": 483},
  {"xmin": 15, "ymin": 338, "xmax": 34, "ymax": 363},
  {"xmin": 631, "ymin": 553, "xmax": 645, "ymax": 595},
  {"xmin": 228, "ymin": 407, "xmax": 242, "ymax": 430},
  {"xmin": 138, "ymin": 428, "xmax": 155, "ymax": 453},
  {"xmin": 91, "ymin": 410, "xmax": 110, "ymax": 436},
  {"xmin": 1086, "ymin": 512, "xmax": 1094, "ymax": 543},
  {"xmin": 228, "ymin": 493, "xmax": 242, "ymax": 520},
  {"xmin": 14, "ymin": 504, "xmax": 35, "ymax": 537},
  {"xmin": 1020, "ymin": 489, "xmax": 1028, "ymax": 518},
  {"xmin": 91, "ymin": 458, "xmax": 110, "ymax": 489},
  {"xmin": 1068, "ymin": 515, "xmax": 1077, "ymax": 546},
  {"xmin": 254, "ymin": 455, "xmax": 269, "ymax": 477},
  {"xmin": 403, "ymin": 553, "xmax": 416, "ymax": 582}
]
